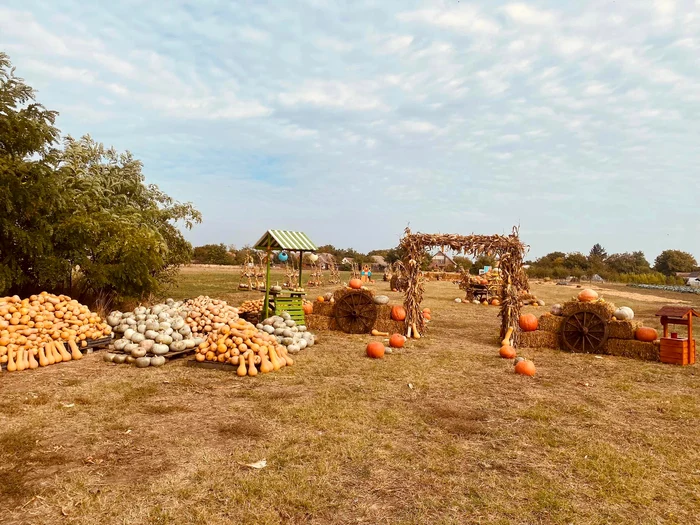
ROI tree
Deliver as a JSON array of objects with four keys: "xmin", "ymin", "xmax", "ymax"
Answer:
[
  {"xmin": 193, "ymin": 244, "xmax": 234, "ymax": 265},
  {"xmin": 606, "ymin": 252, "xmax": 651, "ymax": 275},
  {"xmin": 452, "ymin": 256, "xmax": 473, "ymax": 272},
  {"xmin": 563, "ymin": 252, "xmax": 589, "ymax": 271},
  {"xmin": 653, "ymin": 250, "xmax": 698, "ymax": 276},
  {"xmin": 470, "ymin": 255, "xmax": 497, "ymax": 275},
  {"xmin": 589, "ymin": 243, "xmax": 608, "ymax": 261}
]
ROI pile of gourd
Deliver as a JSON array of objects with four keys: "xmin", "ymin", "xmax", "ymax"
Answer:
[
  {"xmin": 194, "ymin": 314, "xmax": 294, "ymax": 376},
  {"xmin": 238, "ymin": 299, "xmax": 264, "ymax": 315},
  {"xmin": 104, "ymin": 299, "xmax": 207, "ymax": 368},
  {"xmin": 1, "ymin": 292, "xmax": 112, "ymax": 373},
  {"xmin": 257, "ymin": 313, "xmax": 315, "ymax": 355}
]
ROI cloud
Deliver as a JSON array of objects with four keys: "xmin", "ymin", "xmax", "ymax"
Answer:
[{"xmin": 1, "ymin": 1, "xmax": 699, "ymax": 260}]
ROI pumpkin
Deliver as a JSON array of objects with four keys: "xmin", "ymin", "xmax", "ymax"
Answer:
[
  {"xmin": 422, "ymin": 308, "xmax": 431, "ymax": 315},
  {"xmin": 374, "ymin": 295, "xmax": 390, "ymax": 305},
  {"xmin": 349, "ymin": 279, "xmax": 362, "ymax": 290},
  {"xmin": 366, "ymin": 341, "xmax": 385, "ymax": 359},
  {"xmin": 389, "ymin": 333, "xmax": 405, "ymax": 348},
  {"xmin": 515, "ymin": 359, "xmax": 536, "ymax": 376},
  {"xmin": 317, "ymin": 296, "xmax": 325, "ymax": 303},
  {"xmin": 499, "ymin": 345, "xmax": 516, "ymax": 359},
  {"xmin": 423, "ymin": 312, "xmax": 432, "ymax": 321},
  {"xmin": 614, "ymin": 306, "xmax": 634, "ymax": 321},
  {"xmin": 482, "ymin": 301, "xmax": 489, "ymax": 306},
  {"xmin": 550, "ymin": 304, "xmax": 563, "ymax": 316},
  {"xmin": 303, "ymin": 303, "xmax": 313, "ymax": 315},
  {"xmin": 578, "ymin": 289, "xmax": 598, "ymax": 302},
  {"xmin": 635, "ymin": 327, "xmax": 658, "ymax": 342},
  {"xmin": 491, "ymin": 299, "xmax": 500, "ymax": 306},
  {"xmin": 519, "ymin": 314, "xmax": 538, "ymax": 332},
  {"xmin": 391, "ymin": 305, "xmax": 407, "ymax": 321}
]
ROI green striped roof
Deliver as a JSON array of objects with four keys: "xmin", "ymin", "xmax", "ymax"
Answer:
[{"xmin": 254, "ymin": 230, "xmax": 317, "ymax": 251}]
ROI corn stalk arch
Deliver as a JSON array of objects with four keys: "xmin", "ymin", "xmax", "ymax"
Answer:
[{"xmin": 400, "ymin": 227, "xmax": 529, "ymax": 345}]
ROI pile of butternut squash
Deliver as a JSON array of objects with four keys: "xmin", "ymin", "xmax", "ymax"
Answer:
[{"xmin": 0, "ymin": 292, "xmax": 111, "ymax": 373}]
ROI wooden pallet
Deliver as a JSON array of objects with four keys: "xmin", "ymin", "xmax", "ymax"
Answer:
[
  {"xmin": 185, "ymin": 359, "xmax": 238, "ymax": 371},
  {"xmin": 111, "ymin": 348, "xmax": 195, "ymax": 361}
]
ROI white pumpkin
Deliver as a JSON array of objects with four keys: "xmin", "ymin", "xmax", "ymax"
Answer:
[
  {"xmin": 150, "ymin": 355, "xmax": 166, "ymax": 367},
  {"xmin": 135, "ymin": 357, "xmax": 151, "ymax": 368},
  {"xmin": 550, "ymin": 304, "xmax": 563, "ymax": 316},
  {"xmin": 152, "ymin": 344, "xmax": 169, "ymax": 356},
  {"xmin": 614, "ymin": 306, "xmax": 634, "ymax": 320}
]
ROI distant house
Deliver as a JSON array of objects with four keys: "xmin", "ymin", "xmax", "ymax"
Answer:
[
  {"xmin": 677, "ymin": 271, "xmax": 700, "ymax": 280},
  {"xmin": 429, "ymin": 250, "xmax": 455, "ymax": 270},
  {"xmin": 316, "ymin": 253, "xmax": 336, "ymax": 270},
  {"xmin": 370, "ymin": 255, "xmax": 388, "ymax": 271},
  {"xmin": 341, "ymin": 257, "xmax": 354, "ymax": 266}
]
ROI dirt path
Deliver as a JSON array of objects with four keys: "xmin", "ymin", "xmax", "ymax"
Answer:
[{"xmin": 593, "ymin": 286, "xmax": 690, "ymax": 304}]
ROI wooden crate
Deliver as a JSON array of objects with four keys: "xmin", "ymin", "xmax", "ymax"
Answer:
[
  {"xmin": 274, "ymin": 296, "xmax": 305, "ymax": 324},
  {"xmin": 659, "ymin": 337, "xmax": 696, "ymax": 365}
]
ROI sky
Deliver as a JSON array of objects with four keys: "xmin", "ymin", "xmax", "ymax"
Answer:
[{"xmin": 2, "ymin": 0, "xmax": 700, "ymax": 262}]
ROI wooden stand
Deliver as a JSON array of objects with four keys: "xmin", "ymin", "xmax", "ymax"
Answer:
[{"xmin": 656, "ymin": 305, "xmax": 698, "ymax": 365}]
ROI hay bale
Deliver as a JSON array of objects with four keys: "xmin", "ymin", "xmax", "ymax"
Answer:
[
  {"xmin": 561, "ymin": 300, "xmax": 615, "ymax": 321},
  {"xmin": 305, "ymin": 314, "xmax": 331, "ymax": 331},
  {"xmin": 605, "ymin": 338, "xmax": 659, "ymax": 362},
  {"xmin": 373, "ymin": 317, "xmax": 405, "ymax": 334},
  {"xmin": 312, "ymin": 301, "xmax": 334, "ymax": 317},
  {"xmin": 376, "ymin": 303, "xmax": 393, "ymax": 320},
  {"xmin": 519, "ymin": 330, "xmax": 559, "ymax": 349},
  {"xmin": 333, "ymin": 288, "xmax": 352, "ymax": 302},
  {"xmin": 607, "ymin": 320, "xmax": 641, "ymax": 340},
  {"xmin": 538, "ymin": 314, "xmax": 564, "ymax": 333}
]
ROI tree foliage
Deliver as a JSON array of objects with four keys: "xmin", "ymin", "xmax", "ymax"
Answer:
[
  {"xmin": 0, "ymin": 53, "xmax": 201, "ymax": 300},
  {"xmin": 193, "ymin": 244, "xmax": 235, "ymax": 265},
  {"xmin": 653, "ymin": 250, "xmax": 698, "ymax": 276}
]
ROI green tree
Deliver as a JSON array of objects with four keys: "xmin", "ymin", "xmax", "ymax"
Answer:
[
  {"xmin": 589, "ymin": 243, "xmax": 608, "ymax": 261},
  {"xmin": 653, "ymin": 250, "xmax": 698, "ymax": 276},
  {"xmin": 452, "ymin": 256, "xmax": 473, "ymax": 272},
  {"xmin": 193, "ymin": 244, "xmax": 234, "ymax": 265},
  {"xmin": 606, "ymin": 251, "xmax": 651, "ymax": 274},
  {"xmin": 470, "ymin": 255, "xmax": 497, "ymax": 275},
  {"xmin": 563, "ymin": 252, "xmax": 589, "ymax": 271}
]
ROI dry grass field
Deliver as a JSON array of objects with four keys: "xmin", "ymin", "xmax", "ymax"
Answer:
[{"xmin": 2, "ymin": 270, "xmax": 700, "ymax": 524}]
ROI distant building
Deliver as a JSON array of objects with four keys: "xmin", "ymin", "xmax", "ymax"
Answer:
[
  {"xmin": 370, "ymin": 255, "xmax": 388, "ymax": 271},
  {"xmin": 341, "ymin": 257, "xmax": 355, "ymax": 266},
  {"xmin": 316, "ymin": 253, "xmax": 336, "ymax": 270},
  {"xmin": 429, "ymin": 250, "xmax": 455, "ymax": 270}
]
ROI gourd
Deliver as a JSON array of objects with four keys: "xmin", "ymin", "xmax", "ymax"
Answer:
[
  {"xmin": 114, "ymin": 339, "xmax": 129, "ymax": 351},
  {"xmin": 501, "ymin": 327, "xmax": 514, "ymax": 346},
  {"xmin": 112, "ymin": 354, "xmax": 127, "ymax": 364},
  {"xmin": 135, "ymin": 356, "xmax": 151, "ymax": 368},
  {"xmin": 150, "ymin": 355, "xmax": 166, "ymax": 367},
  {"xmin": 38, "ymin": 345, "xmax": 49, "ymax": 367},
  {"xmin": 349, "ymin": 278, "xmax": 362, "ymax": 290},
  {"xmin": 152, "ymin": 344, "xmax": 169, "ymax": 355},
  {"xmin": 550, "ymin": 304, "xmax": 563, "ymax": 316},
  {"xmin": 45, "ymin": 342, "xmax": 56, "ymax": 365},
  {"xmin": 268, "ymin": 347, "xmax": 281, "ymax": 371},
  {"xmin": 366, "ymin": 342, "xmax": 385, "ymax": 359},
  {"xmin": 372, "ymin": 329, "xmax": 389, "ymax": 337},
  {"xmin": 519, "ymin": 314, "xmax": 538, "ymax": 332},
  {"xmin": 491, "ymin": 299, "xmax": 500, "ymax": 306},
  {"xmin": 130, "ymin": 332, "xmax": 145, "ymax": 344},
  {"xmin": 237, "ymin": 354, "xmax": 247, "ymax": 376},
  {"xmin": 578, "ymin": 289, "xmax": 598, "ymax": 302},
  {"xmin": 389, "ymin": 333, "xmax": 405, "ymax": 348},
  {"xmin": 68, "ymin": 339, "xmax": 83, "ymax": 360},
  {"xmin": 51, "ymin": 342, "xmax": 63, "ymax": 363},
  {"xmin": 28, "ymin": 350, "xmax": 39, "ymax": 369},
  {"xmin": 247, "ymin": 352, "xmax": 258, "ymax": 376},
  {"xmin": 303, "ymin": 303, "xmax": 313, "ymax": 314},
  {"xmin": 373, "ymin": 295, "xmax": 389, "ymax": 305},
  {"xmin": 499, "ymin": 345, "xmax": 516, "ymax": 359},
  {"xmin": 515, "ymin": 359, "xmax": 536, "ymax": 376},
  {"xmin": 103, "ymin": 352, "xmax": 116, "ymax": 363},
  {"xmin": 7, "ymin": 348, "xmax": 17, "ymax": 372},
  {"xmin": 259, "ymin": 354, "xmax": 274, "ymax": 373},
  {"xmin": 614, "ymin": 307, "xmax": 634, "ymax": 321},
  {"xmin": 131, "ymin": 347, "xmax": 147, "ymax": 358},
  {"xmin": 126, "ymin": 356, "xmax": 136, "ymax": 364},
  {"xmin": 56, "ymin": 341, "xmax": 72, "ymax": 362},
  {"xmin": 391, "ymin": 306, "xmax": 407, "ymax": 321},
  {"xmin": 16, "ymin": 348, "xmax": 26, "ymax": 371},
  {"xmin": 635, "ymin": 327, "xmax": 658, "ymax": 342}
]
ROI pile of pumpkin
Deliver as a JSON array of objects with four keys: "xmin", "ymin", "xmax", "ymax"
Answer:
[
  {"xmin": 256, "ymin": 314, "xmax": 315, "ymax": 354},
  {"xmin": 498, "ymin": 326, "xmax": 537, "ymax": 377},
  {"xmin": 0, "ymin": 292, "xmax": 112, "ymax": 373},
  {"xmin": 238, "ymin": 299, "xmax": 264, "ymax": 316}
]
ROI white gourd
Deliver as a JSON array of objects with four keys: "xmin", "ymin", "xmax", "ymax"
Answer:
[
  {"xmin": 125, "ymin": 318, "xmax": 137, "ymax": 326},
  {"xmin": 298, "ymin": 339, "xmax": 308, "ymax": 350},
  {"xmin": 114, "ymin": 339, "xmax": 129, "ymax": 351},
  {"xmin": 135, "ymin": 357, "xmax": 151, "ymax": 368},
  {"xmin": 123, "ymin": 328, "xmax": 135, "ymax": 340},
  {"xmin": 150, "ymin": 355, "xmax": 166, "ymax": 367},
  {"xmin": 171, "ymin": 332, "xmax": 183, "ymax": 342},
  {"xmin": 131, "ymin": 332, "xmax": 146, "ymax": 344},
  {"xmin": 156, "ymin": 334, "xmax": 173, "ymax": 345},
  {"xmin": 139, "ymin": 340, "xmax": 155, "ymax": 351},
  {"xmin": 131, "ymin": 347, "xmax": 147, "ymax": 358},
  {"xmin": 145, "ymin": 330, "xmax": 159, "ymax": 340},
  {"xmin": 124, "ymin": 343, "xmax": 139, "ymax": 353},
  {"xmin": 152, "ymin": 344, "xmax": 169, "ymax": 355},
  {"xmin": 125, "ymin": 356, "xmax": 136, "ymax": 364},
  {"xmin": 112, "ymin": 354, "xmax": 127, "ymax": 364},
  {"xmin": 184, "ymin": 339, "xmax": 195, "ymax": 349},
  {"xmin": 104, "ymin": 352, "xmax": 116, "ymax": 362}
]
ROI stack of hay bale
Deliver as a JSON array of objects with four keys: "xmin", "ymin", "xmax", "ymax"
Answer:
[
  {"xmin": 304, "ymin": 288, "xmax": 404, "ymax": 334},
  {"xmin": 520, "ymin": 297, "xmax": 660, "ymax": 361}
]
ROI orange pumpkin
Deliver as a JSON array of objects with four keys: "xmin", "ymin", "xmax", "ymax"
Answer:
[
  {"xmin": 366, "ymin": 341, "xmax": 385, "ymax": 359},
  {"xmin": 422, "ymin": 308, "xmax": 431, "ymax": 315},
  {"xmin": 423, "ymin": 312, "xmax": 432, "ymax": 321},
  {"xmin": 349, "ymin": 279, "xmax": 362, "ymax": 290},
  {"xmin": 499, "ymin": 345, "xmax": 516, "ymax": 359},
  {"xmin": 391, "ymin": 305, "xmax": 407, "ymax": 321},
  {"xmin": 491, "ymin": 299, "xmax": 500, "ymax": 306},
  {"xmin": 317, "ymin": 296, "xmax": 325, "ymax": 303},
  {"xmin": 515, "ymin": 359, "xmax": 536, "ymax": 376},
  {"xmin": 303, "ymin": 303, "xmax": 313, "ymax": 315},
  {"xmin": 578, "ymin": 289, "xmax": 598, "ymax": 302},
  {"xmin": 635, "ymin": 326, "xmax": 658, "ymax": 342},
  {"xmin": 389, "ymin": 333, "xmax": 405, "ymax": 348},
  {"xmin": 519, "ymin": 313, "xmax": 538, "ymax": 332}
]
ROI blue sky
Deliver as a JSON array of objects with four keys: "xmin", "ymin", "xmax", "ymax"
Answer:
[{"xmin": 2, "ymin": 0, "xmax": 699, "ymax": 261}]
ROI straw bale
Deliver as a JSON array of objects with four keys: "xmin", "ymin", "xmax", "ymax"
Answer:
[
  {"xmin": 373, "ymin": 318, "xmax": 405, "ymax": 335},
  {"xmin": 333, "ymin": 288, "xmax": 374, "ymax": 302},
  {"xmin": 607, "ymin": 320, "xmax": 641, "ymax": 340},
  {"xmin": 304, "ymin": 314, "xmax": 331, "ymax": 331},
  {"xmin": 312, "ymin": 301, "xmax": 334, "ymax": 317},
  {"xmin": 519, "ymin": 330, "xmax": 559, "ymax": 349},
  {"xmin": 561, "ymin": 300, "xmax": 615, "ymax": 320},
  {"xmin": 605, "ymin": 339, "xmax": 659, "ymax": 362},
  {"xmin": 376, "ymin": 304, "xmax": 393, "ymax": 320},
  {"xmin": 537, "ymin": 314, "xmax": 564, "ymax": 334}
]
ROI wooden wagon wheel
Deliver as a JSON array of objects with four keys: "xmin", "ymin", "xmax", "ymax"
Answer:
[
  {"xmin": 334, "ymin": 292, "xmax": 378, "ymax": 334},
  {"xmin": 561, "ymin": 311, "xmax": 608, "ymax": 353}
]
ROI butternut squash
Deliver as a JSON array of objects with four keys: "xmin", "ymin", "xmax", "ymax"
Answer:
[
  {"xmin": 237, "ymin": 353, "xmax": 247, "ymax": 376},
  {"xmin": 16, "ymin": 348, "xmax": 26, "ymax": 371},
  {"xmin": 501, "ymin": 327, "xmax": 514, "ymax": 347},
  {"xmin": 247, "ymin": 352, "xmax": 257, "ymax": 376},
  {"xmin": 7, "ymin": 348, "xmax": 17, "ymax": 372},
  {"xmin": 268, "ymin": 347, "xmax": 281, "ymax": 371},
  {"xmin": 28, "ymin": 350, "xmax": 39, "ymax": 369},
  {"xmin": 259, "ymin": 354, "xmax": 273, "ymax": 373},
  {"xmin": 38, "ymin": 345, "xmax": 49, "ymax": 367},
  {"xmin": 412, "ymin": 323, "xmax": 421, "ymax": 339},
  {"xmin": 55, "ymin": 340, "xmax": 72, "ymax": 361},
  {"xmin": 68, "ymin": 339, "xmax": 83, "ymax": 360},
  {"xmin": 46, "ymin": 341, "xmax": 56, "ymax": 364},
  {"xmin": 371, "ymin": 329, "xmax": 389, "ymax": 337}
]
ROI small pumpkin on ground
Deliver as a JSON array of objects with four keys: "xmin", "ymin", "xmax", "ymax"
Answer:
[
  {"xmin": 515, "ymin": 359, "xmax": 536, "ymax": 376},
  {"xmin": 519, "ymin": 313, "xmax": 538, "ymax": 332},
  {"xmin": 499, "ymin": 345, "xmax": 516, "ymax": 359},
  {"xmin": 366, "ymin": 341, "xmax": 385, "ymax": 359},
  {"xmin": 389, "ymin": 333, "xmax": 405, "ymax": 348},
  {"xmin": 491, "ymin": 299, "xmax": 501, "ymax": 306}
]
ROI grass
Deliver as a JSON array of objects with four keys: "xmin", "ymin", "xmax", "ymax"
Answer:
[{"xmin": 1, "ymin": 271, "xmax": 700, "ymax": 523}]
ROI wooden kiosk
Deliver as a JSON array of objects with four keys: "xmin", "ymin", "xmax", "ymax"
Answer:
[
  {"xmin": 655, "ymin": 305, "xmax": 698, "ymax": 365},
  {"xmin": 254, "ymin": 230, "xmax": 317, "ymax": 322}
]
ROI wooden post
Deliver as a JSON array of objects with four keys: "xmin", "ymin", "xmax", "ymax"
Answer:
[
  {"xmin": 262, "ymin": 240, "xmax": 272, "ymax": 320},
  {"xmin": 298, "ymin": 250, "xmax": 304, "ymax": 288}
]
